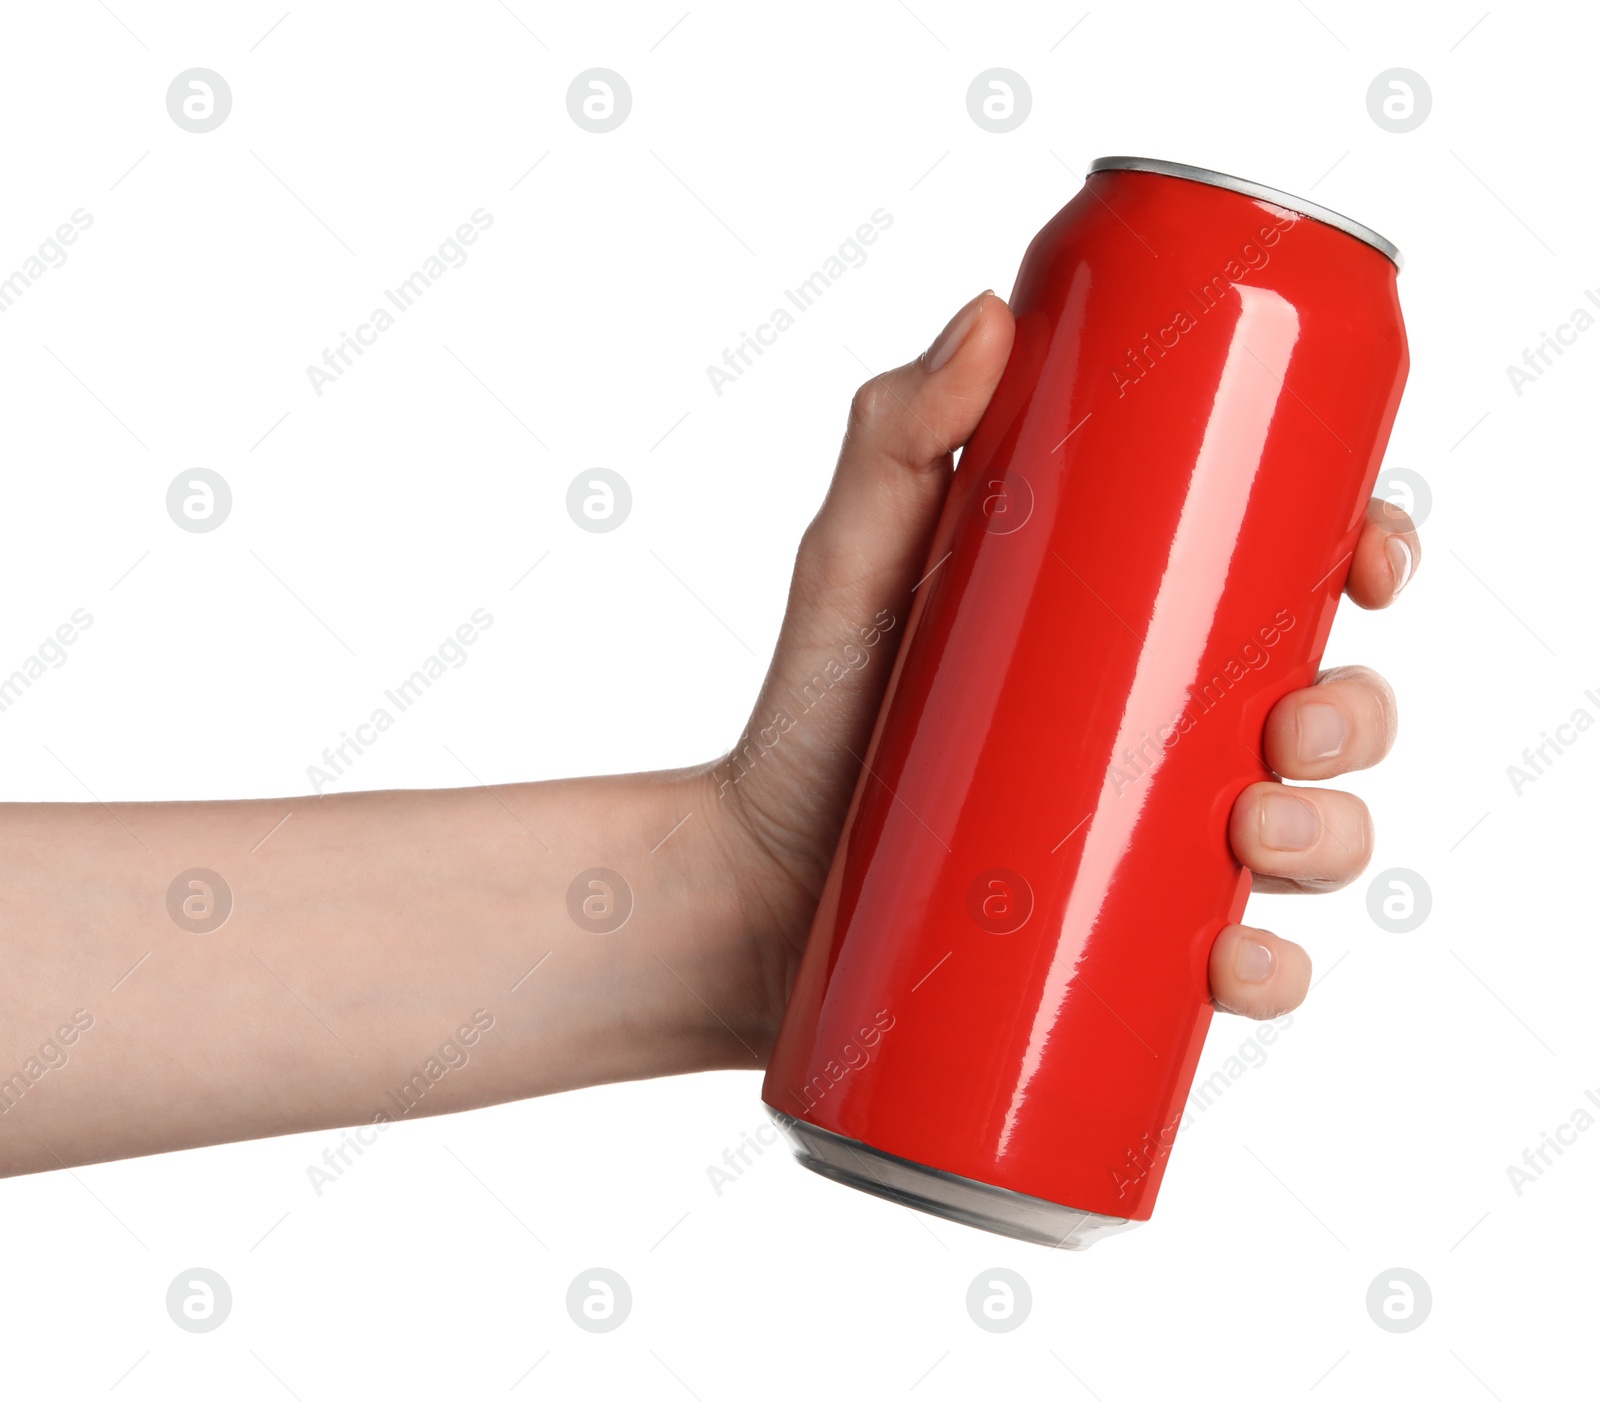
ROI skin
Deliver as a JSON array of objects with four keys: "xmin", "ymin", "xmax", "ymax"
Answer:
[{"xmin": 0, "ymin": 292, "xmax": 1421, "ymax": 1176}]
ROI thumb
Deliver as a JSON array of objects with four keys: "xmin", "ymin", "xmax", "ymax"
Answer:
[{"xmin": 722, "ymin": 290, "xmax": 1016, "ymax": 891}]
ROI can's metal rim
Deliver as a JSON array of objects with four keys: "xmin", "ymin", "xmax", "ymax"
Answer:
[
  {"xmin": 1088, "ymin": 156, "xmax": 1404, "ymax": 271},
  {"xmin": 768, "ymin": 1109, "xmax": 1138, "ymax": 1249}
]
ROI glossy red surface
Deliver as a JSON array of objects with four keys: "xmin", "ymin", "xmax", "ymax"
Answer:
[{"xmin": 762, "ymin": 167, "xmax": 1409, "ymax": 1222}]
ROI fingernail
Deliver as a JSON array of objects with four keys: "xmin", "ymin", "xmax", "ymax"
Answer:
[
  {"xmin": 1297, "ymin": 701, "xmax": 1346, "ymax": 763},
  {"xmin": 1385, "ymin": 534, "xmax": 1414, "ymax": 595},
  {"xmin": 1234, "ymin": 936, "xmax": 1276, "ymax": 985},
  {"xmin": 1259, "ymin": 790, "xmax": 1318, "ymax": 851},
  {"xmin": 924, "ymin": 292, "xmax": 989, "ymax": 372}
]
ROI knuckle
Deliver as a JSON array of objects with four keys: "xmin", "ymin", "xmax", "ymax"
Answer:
[
  {"xmin": 1368, "ymin": 497, "xmax": 1417, "ymax": 535},
  {"xmin": 847, "ymin": 375, "xmax": 892, "ymax": 437},
  {"xmin": 1370, "ymin": 670, "xmax": 1400, "ymax": 741},
  {"xmin": 792, "ymin": 516, "xmax": 846, "ymax": 598},
  {"xmin": 1315, "ymin": 664, "xmax": 1399, "ymax": 761},
  {"xmin": 1315, "ymin": 661, "xmax": 1365, "ymax": 687},
  {"xmin": 1219, "ymin": 990, "xmax": 1278, "ymax": 1020},
  {"xmin": 1354, "ymin": 797, "xmax": 1376, "ymax": 863}
]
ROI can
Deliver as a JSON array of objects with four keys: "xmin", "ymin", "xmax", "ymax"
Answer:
[{"xmin": 761, "ymin": 156, "xmax": 1409, "ymax": 1247}]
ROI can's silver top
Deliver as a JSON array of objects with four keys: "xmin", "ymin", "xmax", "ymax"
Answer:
[{"xmin": 1087, "ymin": 156, "xmax": 1403, "ymax": 270}]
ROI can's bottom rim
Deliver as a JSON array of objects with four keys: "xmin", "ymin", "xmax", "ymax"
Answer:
[
  {"xmin": 1087, "ymin": 155, "xmax": 1403, "ymax": 270},
  {"xmin": 766, "ymin": 1107, "xmax": 1138, "ymax": 1251}
]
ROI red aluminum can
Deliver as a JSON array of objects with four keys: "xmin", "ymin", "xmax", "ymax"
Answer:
[{"xmin": 762, "ymin": 157, "xmax": 1408, "ymax": 1247}]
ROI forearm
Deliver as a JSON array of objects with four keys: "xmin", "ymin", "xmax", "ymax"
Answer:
[{"xmin": 0, "ymin": 767, "xmax": 760, "ymax": 1175}]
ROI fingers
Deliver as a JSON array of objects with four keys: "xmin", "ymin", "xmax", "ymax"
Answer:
[
  {"xmin": 1230, "ymin": 782, "xmax": 1373, "ymax": 894},
  {"xmin": 721, "ymin": 293, "xmax": 1017, "ymax": 883},
  {"xmin": 1209, "ymin": 924, "xmax": 1312, "ymax": 1019},
  {"xmin": 799, "ymin": 290, "xmax": 1016, "ymax": 597},
  {"xmin": 1346, "ymin": 496, "xmax": 1421, "ymax": 609},
  {"xmin": 1225, "ymin": 506, "xmax": 1408, "ymax": 1016},
  {"xmin": 745, "ymin": 290, "xmax": 1015, "ymax": 742},
  {"xmin": 1262, "ymin": 663, "xmax": 1398, "ymax": 781}
]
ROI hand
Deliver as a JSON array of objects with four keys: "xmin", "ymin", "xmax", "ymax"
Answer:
[
  {"xmin": 698, "ymin": 291, "xmax": 1422, "ymax": 1048},
  {"xmin": 0, "ymin": 291, "xmax": 1421, "ymax": 1175}
]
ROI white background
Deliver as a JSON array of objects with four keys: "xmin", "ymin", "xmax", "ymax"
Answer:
[{"xmin": 0, "ymin": 1, "xmax": 1592, "ymax": 1397}]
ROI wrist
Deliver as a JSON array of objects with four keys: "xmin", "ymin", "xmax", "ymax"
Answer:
[
  {"xmin": 630, "ymin": 762, "xmax": 789, "ymax": 1071},
  {"xmin": 509, "ymin": 763, "xmax": 780, "ymax": 1089}
]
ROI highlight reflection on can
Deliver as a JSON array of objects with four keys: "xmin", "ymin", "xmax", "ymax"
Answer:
[{"xmin": 762, "ymin": 157, "xmax": 1410, "ymax": 1247}]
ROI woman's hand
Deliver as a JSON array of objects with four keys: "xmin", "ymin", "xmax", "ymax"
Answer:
[
  {"xmin": 0, "ymin": 291, "xmax": 1421, "ymax": 1176},
  {"xmin": 699, "ymin": 291, "xmax": 1422, "ymax": 1050}
]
